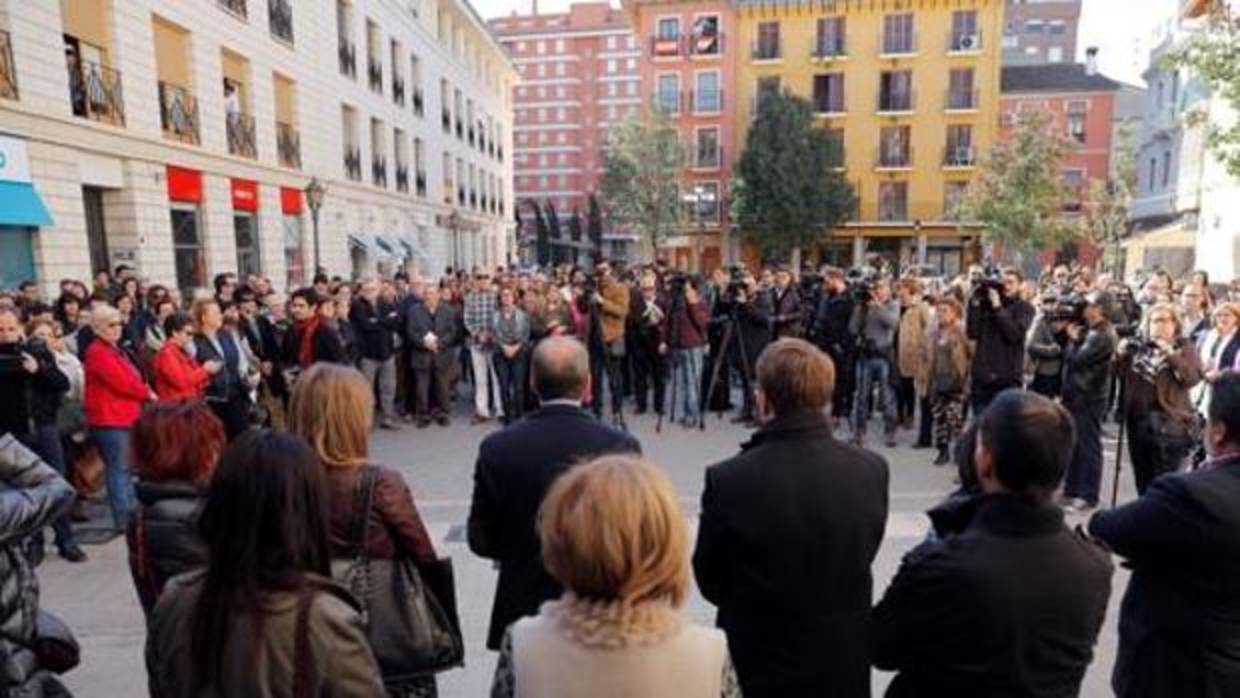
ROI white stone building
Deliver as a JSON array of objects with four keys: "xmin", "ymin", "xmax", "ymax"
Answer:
[{"xmin": 0, "ymin": 0, "xmax": 515, "ymax": 296}]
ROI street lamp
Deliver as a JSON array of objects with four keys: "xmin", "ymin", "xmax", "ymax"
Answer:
[
  {"xmin": 681, "ymin": 184, "xmax": 716, "ymax": 272},
  {"xmin": 448, "ymin": 209, "xmax": 462, "ymax": 272},
  {"xmin": 304, "ymin": 178, "xmax": 326, "ymax": 275}
]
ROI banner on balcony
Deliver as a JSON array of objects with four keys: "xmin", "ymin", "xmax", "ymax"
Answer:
[
  {"xmin": 166, "ymin": 166, "xmax": 203, "ymax": 203},
  {"xmin": 231, "ymin": 178, "xmax": 259, "ymax": 212}
]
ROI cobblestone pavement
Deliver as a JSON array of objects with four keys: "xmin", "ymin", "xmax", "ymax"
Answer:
[{"xmin": 41, "ymin": 405, "xmax": 1133, "ymax": 697}]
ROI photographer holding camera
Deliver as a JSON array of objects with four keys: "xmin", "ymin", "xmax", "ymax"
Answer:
[
  {"xmin": 730, "ymin": 273, "xmax": 773, "ymax": 425},
  {"xmin": 967, "ymin": 267, "xmax": 1035, "ymax": 414},
  {"xmin": 812, "ymin": 268, "xmax": 857, "ymax": 427},
  {"xmin": 770, "ymin": 267, "xmax": 803, "ymax": 340},
  {"xmin": 0, "ymin": 307, "xmax": 84, "ymax": 562},
  {"xmin": 1115, "ymin": 303, "xmax": 1203, "ymax": 494},
  {"xmin": 848, "ymin": 278, "xmax": 900, "ymax": 448},
  {"xmin": 1061, "ymin": 292, "xmax": 1118, "ymax": 512}
]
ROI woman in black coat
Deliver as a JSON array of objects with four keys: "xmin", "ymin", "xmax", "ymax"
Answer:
[{"xmin": 125, "ymin": 401, "xmax": 226, "ymax": 617}]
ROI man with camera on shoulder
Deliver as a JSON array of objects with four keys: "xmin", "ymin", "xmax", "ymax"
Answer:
[
  {"xmin": 848, "ymin": 278, "xmax": 900, "ymax": 448},
  {"xmin": 967, "ymin": 267, "xmax": 1035, "ymax": 414},
  {"xmin": 1060, "ymin": 292, "xmax": 1117, "ymax": 513}
]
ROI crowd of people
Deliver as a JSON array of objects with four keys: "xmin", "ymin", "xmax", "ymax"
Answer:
[{"xmin": 0, "ymin": 257, "xmax": 1237, "ymax": 697}]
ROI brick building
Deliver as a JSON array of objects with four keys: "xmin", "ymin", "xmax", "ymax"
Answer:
[{"xmin": 1002, "ymin": 0, "xmax": 1082, "ymax": 66}]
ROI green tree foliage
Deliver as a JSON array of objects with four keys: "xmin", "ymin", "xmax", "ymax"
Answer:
[
  {"xmin": 957, "ymin": 110, "xmax": 1075, "ymax": 250},
  {"xmin": 1166, "ymin": 2, "xmax": 1240, "ymax": 180},
  {"xmin": 599, "ymin": 108, "xmax": 685, "ymax": 252},
  {"xmin": 731, "ymin": 90, "xmax": 856, "ymax": 261}
]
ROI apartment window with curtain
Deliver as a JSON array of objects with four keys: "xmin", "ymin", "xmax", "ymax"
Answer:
[
  {"xmin": 883, "ymin": 14, "xmax": 915, "ymax": 54},
  {"xmin": 879, "ymin": 70, "xmax": 913, "ymax": 111},
  {"xmin": 945, "ymin": 124, "xmax": 974, "ymax": 166},
  {"xmin": 878, "ymin": 181, "xmax": 908, "ymax": 221},
  {"xmin": 813, "ymin": 73, "xmax": 845, "ymax": 113},
  {"xmin": 657, "ymin": 74, "xmax": 679, "ymax": 114},
  {"xmin": 695, "ymin": 71, "xmax": 720, "ymax": 112},
  {"xmin": 949, "ymin": 10, "xmax": 979, "ymax": 51},
  {"xmin": 947, "ymin": 68, "xmax": 975, "ymax": 109},
  {"xmin": 815, "ymin": 17, "xmax": 846, "ymax": 57},
  {"xmin": 755, "ymin": 21, "xmax": 780, "ymax": 59},
  {"xmin": 879, "ymin": 126, "xmax": 911, "ymax": 167}
]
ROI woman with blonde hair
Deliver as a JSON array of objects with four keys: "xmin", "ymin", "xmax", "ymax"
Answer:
[
  {"xmin": 287, "ymin": 363, "xmax": 440, "ymax": 697},
  {"xmin": 491, "ymin": 455, "xmax": 740, "ymax": 698}
]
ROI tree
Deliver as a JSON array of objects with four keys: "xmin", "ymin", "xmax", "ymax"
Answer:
[
  {"xmin": 1078, "ymin": 124, "xmax": 1138, "ymax": 274},
  {"xmin": 599, "ymin": 108, "xmax": 685, "ymax": 254},
  {"xmin": 957, "ymin": 110, "xmax": 1076, "ymax": 253},
  {"xmin": 731, "ymin": 90, "xmax": 856, "ymax": 265},
  {"xmin": 1166, "ymin": 2, "xmax": 1240, "ymax": 179}
]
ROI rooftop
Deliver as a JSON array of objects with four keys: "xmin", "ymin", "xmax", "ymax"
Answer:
[{"xmin": 1001, "ymin": 63, "xmax": 1124, "ymax": 94}]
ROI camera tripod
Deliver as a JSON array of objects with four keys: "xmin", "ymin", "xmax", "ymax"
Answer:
[
  {"xmin": 657, "ymin": 288, "xmax": 684, "ymax": 434},
  {"xmin": 700, "ymin": 300, "xmax": 755, "ymax": 431}
]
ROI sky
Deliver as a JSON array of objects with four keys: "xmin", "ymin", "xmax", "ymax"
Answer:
[{"xmin": 470, "ymin": 0, "xmax": 1175, "ymax": 88}]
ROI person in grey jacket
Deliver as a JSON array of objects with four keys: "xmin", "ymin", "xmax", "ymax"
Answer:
[
  {"xmin": 0, "ymin": 433, "xmax": 76, "ymax": 697},
  {"xmin": 492, "ymin": 287, "xmax": 531, "ymax": 425},
  {"xmin": 406, "ymin": 286, "xmax": 463, "ymax": 427},
  {"xmin": 848, "ymin": 279, "xmax": 901, "ymax": 447},
  {"xmin": 1026, "ymin": 292, "xmax": 1066, "ymax": 399}
]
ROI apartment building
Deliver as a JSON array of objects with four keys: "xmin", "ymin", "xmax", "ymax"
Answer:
[
  {"xmin": 729, "ymin": 0, "xmax": 1002, "ymax": 274},
  {"xmin": 489, "ymin": 2, "xmax": 640, "ymax": 264},
  {"xmin": 1002, "ymin": 0, "xmax": 1082, "ymax": 66},
  {"xmin": 0, "ymin": 0, "xmax": 514, "ymax": 294},
  {"xmin": 623, "ymin": 0, "xmax": 736, "ymax": 271}
]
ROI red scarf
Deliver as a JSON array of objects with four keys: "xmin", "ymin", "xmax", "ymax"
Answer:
[{"xmin": 296, "ymin": 316, "xmax": 321, "ymax": 369}]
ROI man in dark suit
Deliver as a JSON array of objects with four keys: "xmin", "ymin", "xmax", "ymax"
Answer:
[
  {"xmin": 693, "ymin": 338, "xmax": 889, "ymax": 697},
  {"xmin": 468, "ymin": 335, "xmax": 641, "ymax": 650},
  {"xmin": 405, "ymin": 285, "xmax": 461, "ymax": 427},
  {"xmin": 871, "ymin": 389, "xmax": 1113, "ymax": 697},
  {"xmin": 1089, "ymin": 373, "xmax": 1240, "ymax": 698}
]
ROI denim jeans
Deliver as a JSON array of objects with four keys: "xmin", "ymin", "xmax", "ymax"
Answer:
[
  {"xmin": 92, "ymin": 427, "xmax": 135, "ymax": 531},
  {"xmin": 360, "ymin": 356, "xmax": 398, "ymax": 421},
  {"xmin": 853, "ymin": 355, "xmax": 897, "ymax": 435},
  {"xmin": 672, "ymin": 347, "xmax": 704, "ymax": 422},
  {"xmin": 1063, "ymin": 399, "xmax": 1106, "ymax": 505},
  {"xmin": 469, "ymin": 345, "xmax": 503, "ymax": 418}
]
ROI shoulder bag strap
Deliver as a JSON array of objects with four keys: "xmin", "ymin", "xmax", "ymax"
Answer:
[
  {"xmin": 348, "ymin": 467, "xmax": 379, "ymax": 622},
  {"xmin": 291, "ymin": 586, "xmax": 317, "ymax": 698}
]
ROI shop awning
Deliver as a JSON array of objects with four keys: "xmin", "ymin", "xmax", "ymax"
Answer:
[
  {"xmin": 0, "ymin": 181, "xmax": 53, "ymax": 226},
  {"xmin": 374, "ymin": 235, "xmax": 395, "ymax": 256},
  {"xmin": 348, "ymin": 233, "xmax": 370, "ymax": 251}
]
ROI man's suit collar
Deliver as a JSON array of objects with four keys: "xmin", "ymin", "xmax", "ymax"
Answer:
[
  {"xmin": 529, "ymin": 403, "xmax": 593, "ymax": 420},
  {"xmin": 968, "ymin": 493, "xmax": 1064, "ymax": 537},
  {"xmin": 741, "ymin": 411, "xmax": 831, "ymax": 450}
]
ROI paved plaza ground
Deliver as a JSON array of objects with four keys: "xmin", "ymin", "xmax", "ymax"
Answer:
[{"xmin": 40, "ymin": 405, "xmax": 1134, "ymax": 697}]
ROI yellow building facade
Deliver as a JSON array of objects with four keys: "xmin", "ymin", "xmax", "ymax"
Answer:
[{"xmin": 734, "ymin": 0, "xmax": 1002, "ymax": 274}]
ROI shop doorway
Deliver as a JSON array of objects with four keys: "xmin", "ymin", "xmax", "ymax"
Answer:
[
  {"xmin": 171, "ymin": 205, "xmax": 205, "ymax": 293},
  {"xmin": 234, "ymin": 212, "xmax": 261, "ymax": 279},
  {"xmin": 83, "ymin": 186, "xmax": 110, "ymax": 274}
]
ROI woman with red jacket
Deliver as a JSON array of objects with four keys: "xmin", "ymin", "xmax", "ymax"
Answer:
[
  {"xmin": 152, "ymin": 313, "xmax": 221, "ymax": 402},
  {"xmin": 84, "ymin": 304, "xmax": 153, "ymax": 532}
]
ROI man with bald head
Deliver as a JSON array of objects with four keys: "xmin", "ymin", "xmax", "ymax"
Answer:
[{"xmin": 468, "ymin": 335, "xmax": 642, "ymax": 650}]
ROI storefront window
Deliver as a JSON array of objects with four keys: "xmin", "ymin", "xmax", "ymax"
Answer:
[
  {"xmin": 171, "ymin": 207, "xmax": 205, "ymax": 293},
  {"xmin": 234, "ymin": 213, "xmax": 261, "ymax": 279},
  {"xmin": 0, "ymin": 226, "xmax": 36, "ymax": 289},
  {"xmin": 283, "ymin": 214, "xmax": 304, "ymax": 289}
]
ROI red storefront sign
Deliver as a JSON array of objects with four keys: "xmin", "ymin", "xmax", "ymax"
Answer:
[
  {"xmin": 280, "ymin": 187, "xmax": 303, "ymax": 215},
  {"xmin": 166, "ymin": 166, "xmax": 203, "ymax": 203},
  {"xmin": 231, "ymin": 178, "xmax": 259, "ymax": 211}
]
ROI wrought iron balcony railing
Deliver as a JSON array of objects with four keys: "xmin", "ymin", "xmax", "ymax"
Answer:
[
  {"xmin": 226, "ymin": 112, "xmax": 257, "ymax": 158},
  {"xmin": 339, "ymin": 40, "xmax": 356, "ymax": 78},
  {"xmin": 372, "ymin": 158, "xmax": 387, "ymax": 187},
  {"xmin": 412, "ymin": 88, "xmax": 424, "ymax": 116},
  {"xmin": 219, "ymin": 0, "xmax": 247, "ymax": 19},
  {"xmin": 942, "ymin": 145, "xmax": 976, "ymax": 168},
  {"xmin": 158, "ymin": 82, "xmax": 200, "ymax": 144},
  {"xmin": 344, "ymin": 146, "xmax": 362, "ymax": 181},
  {"xmin": 68, "ymin": 58, "xmax": 125, "ymax": 126},
  {"xmin": 276, "ymin": 121, "xmax": 301, "ymax": 169},
  {"xmin": 395, "ymin": 164, "xmax": 409, "ymax": 192}
]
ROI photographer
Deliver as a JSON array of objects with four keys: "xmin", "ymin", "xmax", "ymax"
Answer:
[
  {"xmin": 1026, "ymin": 292, "xmax": 1067, "ymax": 399},
  {"xmin": 1061, "ymin": 292, "xmax": 1118, "ymax": 512},
  {"xmin": 1116, "ymin": 303, "xmax": 1203, "ymax": 494},
  {"xmin": 848, "ymin": 279, "xmax": 900, "ymax": 448},
  {"xmin": 812, "ymin": 268, "xmax": 856, "ymax": 427},
  {"xmin": 730, "ymin": 273, "xmax": 773, "ymax": 424},
  {"xmin": 0, "ymin": 307, "xmax": 84, "ymax": 562},
  {"xmin": 631, "ymin": 271, "xmax": 669, "ymax": 417},
  {"xmin": 590, "ymin": 261, "xmax": 629, "ymax": 425},
  {"xmin": 966, "ymin": 268, "xmax": 1035, "ymax": 414},
  {"xmin": 770, "ymin": 267, "xmax": 803, "ymax": 340}
]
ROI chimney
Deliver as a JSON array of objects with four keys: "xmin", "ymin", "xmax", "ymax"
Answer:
[{"xmin": 1085, "ymin": 47, "xmax": 1099, "ymax": 76}]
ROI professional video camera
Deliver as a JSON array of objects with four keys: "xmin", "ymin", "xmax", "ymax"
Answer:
[
  {"xmin": 970, "ymin": 264, "xmax": 1005, "ymax": 302},
  {"xmin": 0, "ymin": 336, "xmax": 50, "ymax": 374},
  {"xmin": 845, "ymin": 268, "xmax": 878, "ymax": 304},
  {"xmin": 1045, "ymin": 293, "xmax": 1087, "ymax": 325},
  {"xmin": 723, "ymin": 265, "xmax": 748, "ymax": 304}
]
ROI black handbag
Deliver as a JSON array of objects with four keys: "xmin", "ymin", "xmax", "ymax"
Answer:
[
  {"xmin": 334, "ymin": 467, "xmax": 464, "ymax": 686},
  {"xmin": 33, "ymin": 610, "xmax": 80, "ymax": 674}
]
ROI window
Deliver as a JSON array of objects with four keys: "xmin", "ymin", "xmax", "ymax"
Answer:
[
  {"xmin": 825, "ymin": 128, "xmax": 845, "ymax": 168},
  {"xmin": 949, "ymin": 11, "xmax": 979, "ymax": 51},
  {"xmin": 606, "ymin": 36, "xmax": 616, "ymax": 50},
  {"xmin": 282, "ymin": 213, "xmax": 304, "ymax": 288},
  {"xmin": 1161, "ymin": 150, "xmax": 1172, "ymax": 188},
  {"xmin": 555, "ymin": 62, "xmax": 565, "ymax": 76},
  {"xmin": 555, "ymin": 39, "xmax": 564, "ymax": 53},
  {"xmin": 813, "ymin": 73, "xmax": 845, "ymax": 113},
  {"xmin": 947, "ymin": 68, "xmax": 975, "ymax": 109},
  {"xmin": 815, "ymin": 17, "xmax": 846, "ymax": 57},
  {"xmin": 696, "ymin": 127, "xmax": 720, "ymax": 168},
  {"xmin": 687, "ymin": 182, "xmax": 719, "ymax": 223},
  {"xmin": 1148, "ymin": 158, "xmax": 1157, "ymax": 192},
  {"xmin": 1061, "ymin": 169, "xmax": 1084, "ymax": 211},
  {"xmin": 755, "ymin": 21, "xmax": 780, "ymax": 60},
  {"xmin": 944, "ymin": 181, "xmax": 968, "ymax": 220},
  {"xmin": 657, "ymin": 74, "xmax": 679, "ymax": 113},
  {"xmin": 1048, "ymin": 46, "xmax": 1064, "ymax": 63},
  {"xmin": 171, "ymin": 207, "xmax": 205, "ymax": 293},
  {"xmin": 945, "ymin": 125, "xmax": 974, "ymax": 166},
  {"xmin": 1049, "ymin": 20, "xmax": 1066, "ymax": 36},
  {"xmin": 607, "ymin": 59, "xmax": 617, "ymax": 74},
  {"xmin": 695, "ymin": 72, "xmax": 720, "ymax": 112},
  {"xmin": 1067, "ymin": 113, "xmax": 1086, "ymax": 144},
  {"xmin": 657, "ymin": 17, "xmax": 679, "ymax": 40},
  {"xmin": 1026, "ymin": 20, "xmax": 1044, "ymax": 34},
  {"xmin": 879, "ymin": 126, "xmax": 911, "ymax": 167},
  {"xmin": 536, "ymin": 40, "xmax": 545, "ymax": 54},
  {"xmin": 691, "ymin": 15, "xmax": 720, "ymax": 56},
  {"xmin": 878, "ymin": 181, "xmax": 908, "ymax": 221},
  {"xmin": 879, "ymin": 71, "xmax": 913, "ymax": 111},
  {"xmin": 883, "ymin": 14, "xmax": 915, "ymax": 54}
]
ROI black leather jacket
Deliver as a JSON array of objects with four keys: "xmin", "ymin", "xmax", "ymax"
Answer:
[
  {"xmin": 1062, "ymin": 318, "xmax": 1117, "ymax": 405},
  {"xmin": 126, "ymin": 479, "xmax": 206, "ymax": 618}
]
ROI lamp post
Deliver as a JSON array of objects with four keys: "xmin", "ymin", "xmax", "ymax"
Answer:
[
  {"xmin": 448, "ymin": 209, "xmax": 462, "ymax": 272},
  {"xmin": 304, "ymin": 178, "xmax": 326, "ymax": 275},
  {"xmin": 681, "ymin": 184, "xmax": 715, "ymax": 272}
]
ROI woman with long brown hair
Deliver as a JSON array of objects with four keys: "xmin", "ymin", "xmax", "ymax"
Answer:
[{"xmin": 287, "ymin": 363, "xmax": 440, "ymax": 697}]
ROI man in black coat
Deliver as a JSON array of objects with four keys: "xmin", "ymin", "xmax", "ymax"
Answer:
[
  {"xmin": 350, "ymin": 279, "xmax": 403, "ymax": 429},
  {"xmin": 694, "ymin": 338, "xmax": 888, "ymax": 698},
  {"xmin": 872, "ymin": 389, "xmax": 1113, "ymax": 697},
  {"xmin": 812, "ymin": 268, "xmax": 856, "ymax": 425},
  {"xmin": 966, "ymin": 267, "xmax": 1035, "ymax": 414},
  {"xmin": 1089, "ymin": 372, "xmax": 1240, "ymax": 698},
  {"xmin": 405, "ymin": 285, "xmax": 461, "ymax": 426},
  {"xmin": 770, "ymin": 267, "xmax": 803, "ymax": 339},
  {"xmin": 468, "ymin": 335, "xmax": 641, "ymax": 650},
  {"xmin": 1060, "ymin": 292, "xmax": 1117, "ymax": 512}
]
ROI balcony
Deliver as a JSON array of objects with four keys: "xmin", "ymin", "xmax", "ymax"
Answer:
[
  {"xmin": 469, "ymin": 189, "xmax": 477, "ymax": 209},
  {"xmin": 947, "ymin": 29, "xmax": 982, "ymax": 54},
  {"xmin": 649, "ymin": 35, "xmax": 683, "ymax": 59},
  {"xmin": 412, "ymin": 88, "xmax": 424, "ymax": 116},
  {"xmin": 269, "ymin": 0, "xmax": 293, "ymax": 44},
  {"xmin": 455, "ymin": 119, "xmax": 463, "ymax": 140},
  {"xmin": 67, "ymin": 58, "xmax": 125, "ymax": 126},
  {"xmin": 942, "ymin": 145, "xmax": 976, "ymax": 168},
  {"xmin": 219, "ymin": 0, "xmax": 247, "ymax": 19},
  {"xmin": 811, "ymin": 36, "xmax": 847, "ymax": 61},
  {"xmin": 688, "ymin": 32, "xmax": 724, "ymax": 57},
  {"xmin": 344, "ymin": 146, "xmax": 362, "ymax": 181},
  {"xmin": 876, "ymin": 146, "xmax": 913, "ymax": 170},
  {"xmin": 276, "ymin": 121, "xmax": 301, "ymax": 169},
  {"xmin": 372, "ymin": 158, "xmax": 387, "ymax": 188},
  {"xmin": 880, "ymin": 32, "xmax": 918, "ymax": 57},
  {"xmin": 442, "ymin": 182, "xmax": 453, "ymax": 205},
  {"xmin": 226, "ymin": 113, "xmax": 257, "ymax": 158},
  {"xmin": 877, "ymin": 89, "xmax": 916, "ymax": 114},
  {"xmin": 945, "ymin": 89, "xmax": 979, "ymax": 111},
  {"xmin": 395, "ymin": 164, "xmax": 409, "ymax": 192},
  {"xmin": 467, "ymin": 124, "xmax": 475, "ymax": 147},
  {"xmin": 752, "ymin": 40, "xmax": 782, "ymax": 61},
  {"xmin": 367, "ymin": 58, "xmax": 382, "ymax": 92},
  {"xmin": 457, "ymin": 187, "xmax": 466, "ymax": 206},
  {"xmin": 158, "ymin": 82, "xmax": 200, "ymax": 145},
  {"xmin": 692, "ymin": 88, "xmax": 723, "ymax": 114},
  {"xmin": 694, "ymin": 144, "xmax": 723, "ymax": 170},
  {"xmin": 0, "ymin": 30, "xmax": 17, "ymax": 100},
  {"xmin": 415, "ymin": 171, "xmax": 427, "ymax": 197},
  {"xmin": 442, "ymin": 108, "xmax": 451, "ymax": 132},
  {"xmin": 339, "ymin": 40, "xmax": 356, "ymax": 78},
  {"xmin": 392, "ymin": 75, "xmax": 405, "ymax": 105}
]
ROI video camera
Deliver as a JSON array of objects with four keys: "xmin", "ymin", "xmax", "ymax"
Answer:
[
  {"xmin": 845, "ymin": 267, "xmax": 878, "ymax": 304},
  {"xmin": 0, "ymin": 337, "xmax": 49, "ymax": 374},
  {"xmin": 970, "ymin": 264, "xmax": 1006, "ymax": 301},
  {"xmin": 723, "ymin": 266, "xmax": 748, "ymax": 305},
  {"xmin": 1045, "ymin": 293, "xmax": 1087, "ymax": 325}
]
